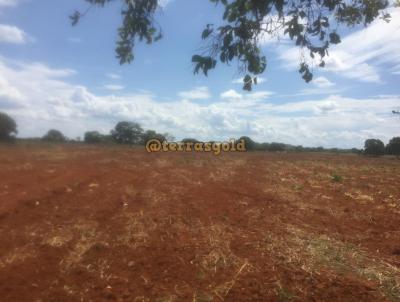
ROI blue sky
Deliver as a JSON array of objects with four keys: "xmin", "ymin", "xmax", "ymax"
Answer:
[{"xmin": 0, "ymin": 0, "xmax": 399, "ymax": 148}]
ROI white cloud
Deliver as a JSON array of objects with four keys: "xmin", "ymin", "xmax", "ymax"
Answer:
[
  {"xmin": 0, "ymin": 56, "xmax": 398, "ymax": 148},
  {"xmin": 103, "ymin": 84, "xmax": 124, "ymax": 91},
  {"xmin": 18, "ymin": 61, "xmax": 76, "ymax": 78},
  {"xmin": 221, "ymin": 89, "xmax": 242, "ymax": 99},
  {"xmin": 0, "ymin": 72, "xmax": 25, "ymax": 106},
  {"xmin": 247, "ymin": 91, "xmax": 274, "ymax": 99},
  {"xmin": 178, "ymin": 86, "xmax": 210, "ymax": 100},
  {"xmin": 0, "ymin": 24, "xmax": 29, "ymax": 44},
  {"xmin": 391, "ymin": 64, "xmax": 400, "ymax": 75},
  {"xmin": 158, "ymin": 0, "xmax": 173, "ymax": 8},
  {"xmin": 272, "ymin": 8, "xmax": 400, "ymax": 83},
  {"xmin": 0, "ymin": 0, "xmax": 18, "ymax": 8},
  {"xmin": 314, "ymin": 101, "xmax": 338, "ymax": 113},
  {"xmin": 313, "ymin": 77, "xmax": 335, "ymax": 88},
  {"xmin": 232, "ymin": 77, "xmax": 267, "ymax": 84},
  {"xmin": 292, "ymin": 76, "xmax": 338, "ymax": 96},
  {"xmin": 220, "ymin": 89, "xmax": 273, "ymax": 101},
  {"xmin": 106, "ymin": 73, "xmax": 121, "ymax": 80},
  {"xmin": 259, "ymin": 15, "xmax": 291, "ymax": 46}
]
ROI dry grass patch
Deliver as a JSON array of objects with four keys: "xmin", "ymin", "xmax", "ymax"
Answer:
[
  {"xmin": 43, "ymin": 227, "xmax": 74, "ymax": 247},
  {"xmin": 259, "ymin": 225, "xmax": 400, "ymax": 300},
  {"xmin": 0, "ymin": 245, "xmax": 36, "ymax": 269},
  {"xmin": 61, "ymin": 219, "xmax": 105, "ymax": 269},
  {"xmin": 117, "ymin": 210, "xmax": 158, "ymax": 248},
  {"xmin": 196, "ymin": 224, "xmax": 243, "ymax": 273},
  {"xmin": 344, "ymin": 191, "xmax": 374, "ymax": 204}
]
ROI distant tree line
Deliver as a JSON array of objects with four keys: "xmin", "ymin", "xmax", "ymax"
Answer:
[
  {"xmin": 39, "ymin": 121, "xmax": 174, "ymax": 146},
  {"xmin": 1, "ymin": 111, "xmax": 400, "ymax": 158},
  {"xmin": 83, "ymin": 121, "xmax": 174, "ymax": 146},
  {"xmin": 363, "ymin": 138, "xmax": 400, "ymax": 158},
  {"xmin": 236, "ymin": 136, "xmax": 364, "ymax": 154},
  {"xmin": 240, "ymin": 136, "xmax": 400, "ymax": 157}
]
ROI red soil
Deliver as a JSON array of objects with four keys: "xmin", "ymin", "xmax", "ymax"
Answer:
[{"xmin": 0, "ymin": 144, "xmax": 399, "ymax": 301}]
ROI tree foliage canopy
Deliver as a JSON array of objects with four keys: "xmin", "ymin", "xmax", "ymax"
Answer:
[
  {"xmin": 111, "ymin": 121, "xmax": 144, "ymax": 144},
  {"xmin": 364, "ymin": 138, "xmax": 385, "ymax": 156},
  {"xmin": 42, "ymin": 129, "xmax": 67, "ymax": 142},
  {"xmin": 386, "ymin": 137, "xmax": 400, "ymax": 157},
  {"xmin": 84, "ymin": 131, "xmax": 105, "ymax": 143},
  {"xmin": 238, "ymin": 135, "xmax": 257, "ymax": 150},
  {"xmin": 72, "ymin": 0, "xmax": 392, "ymax": 90},
  {"xmin": 142, "ymin": 129, "xmax": 168, "ymax": 143},
  {"xmin": 0, "ymin": 112, "xmax": 17, "ymax": 141}
]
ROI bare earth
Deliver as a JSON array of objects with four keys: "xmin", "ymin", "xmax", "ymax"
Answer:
[{"xmin": 0, "ymin": 144, "xmax": 399, "ymax": 302}]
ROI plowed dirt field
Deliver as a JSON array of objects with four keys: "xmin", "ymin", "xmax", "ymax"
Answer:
[{"xmin": 0, "ymin": 144, "xmax": 399, "ymax": 301}]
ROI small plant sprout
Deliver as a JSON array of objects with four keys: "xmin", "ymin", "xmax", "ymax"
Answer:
[{"xmin": 331, "ymin": 174, "xmax": 343, "ymax": 183}]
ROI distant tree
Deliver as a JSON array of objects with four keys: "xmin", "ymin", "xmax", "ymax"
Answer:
[
  {"xmin": 364, "ymin": 139, "xmax": 385, "ymax": 156},
  {"xmin": 351, "ymin": 148, "xmax": 362, "ymax": 155},
  {"xmin": 258, "ymin": 142, "xmax": 270, "ymax": 151},
  {"xmin": 0, "ymin": 112, "xmax": 17, "ymax": 141},
  {"xmin": 393, "ymin": 110, "xmax": 400, "ymax": 115},
  {"xmin": 181, "ymin": 138, "xmax": 201, "ymax": 144},
  {"xmin": 42, "ymin": 129, "xmax": 67, "ymax": 142},
  {"xmin": 238, "ymin": 136, "xmax": 257, "ymax": 151},
  {"xmin": 386, "ymin": 137, "xmax": 400, "ymax": 158},
  {"xmin": 111, "ymin": 121, "xmax": 144, "ymax": 144},
  {"xmin": 84, "ymin": 131, "xmax": 104, "ymax": 144},
  {"xmin": 102, "ymin": 134, "xmax": 115, "ymax": 143},
  {"xmin": 141, "ymin": 130, "xmax": 167, "ymax": 144},
  {"xmin": 268, "ymin": 142, "xmax": 286, "ymax": 152},
  {"xmin": 164, "ymin": 133, "xmax": 175, "ymax": 142},
  {"xmin": 293, "ymin": 145, "xmax": 304, "ymax": 152}
]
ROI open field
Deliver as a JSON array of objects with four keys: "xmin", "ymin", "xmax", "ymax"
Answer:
[{"xmin": 0, "ymin": 144, "xmax": 399, "ymax": 301}]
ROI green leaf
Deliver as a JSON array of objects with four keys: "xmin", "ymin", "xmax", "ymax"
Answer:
[
  {"xmin": 201, "ymin": 24, "xmax": 213, "ymax": 39},
  {"xmin": 69, "ymin": 11, "xmax": 81, "ymax": 26},
  {"xmin": 192, "ymin": 55, "xmax": 203, "ymax": 63},
  {"xmin": 329, "ymin": 32, "xmax": 341, "ymax": 44}
]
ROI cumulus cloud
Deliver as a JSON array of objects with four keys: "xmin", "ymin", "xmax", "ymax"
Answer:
[
  {"xmin": 220, "ymin": 89, "xmax": 273, "ymax": 101},
  {"xmin": 0, "ymin": 24, "xmax": 29, "ymax": 44},
  {"xmin": 270, "ymin": 8, "xmax": 400, "ymax": 83},
  {"xmin": 0, "ymin": 73, "xmax": 25, "ymax": 107},
  {"xmin": 0, "ymin": 56, "xmax": 398, "ymax": 148},
  {"xmin": 313, "ymin": 77, "xmax": 335, "ymax": 88},
  {"xmin": 314, "ymin": 101, "xmax": 338, "ymax": 114},
  {"xmin": 178, "ymin": 86, "xmax": 210, "ymax": 100},
  {"xmin": 220, "ymin": 89, "xmax": 242, "ymax": 99}
]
